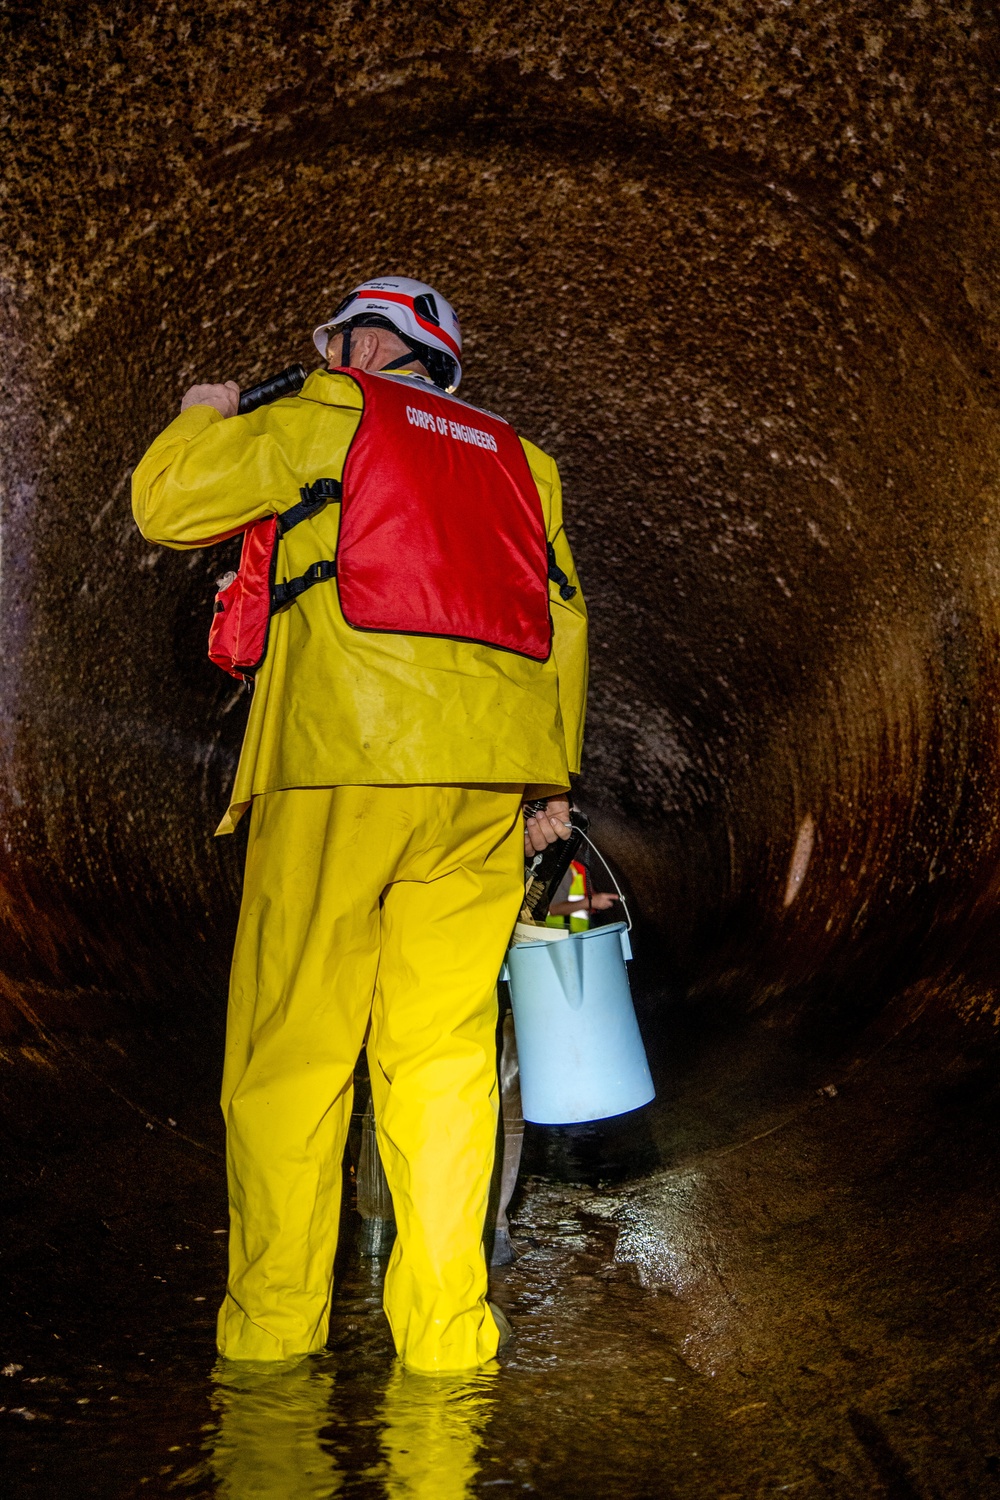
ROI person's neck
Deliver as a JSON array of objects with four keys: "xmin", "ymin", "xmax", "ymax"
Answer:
[
  {"xmin": 374, "ymin": 362, "xmax": 430, "ymax": 381},
  {"xmin": 331, "ymin": 358, "xmax": 431, "ymax": 382}
]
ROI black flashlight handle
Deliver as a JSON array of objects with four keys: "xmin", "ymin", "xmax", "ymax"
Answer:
[{"xmin": 237, "ymin": 364, "xmax": 308, "ymax": 415}]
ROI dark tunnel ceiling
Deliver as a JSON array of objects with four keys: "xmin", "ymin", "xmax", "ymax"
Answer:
[{"xmin": 2, "ymin": 2, "xmax": 1000, "ymax": 1025}]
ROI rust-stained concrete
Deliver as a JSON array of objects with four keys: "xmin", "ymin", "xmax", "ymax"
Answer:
[
  {"xmin": 2, "ymin": 4, "xmax": 1000, "ymax": 1495},
  {"xmin": 3, "ymin": 1, "xmax": 1000, "ymax": 1016}
]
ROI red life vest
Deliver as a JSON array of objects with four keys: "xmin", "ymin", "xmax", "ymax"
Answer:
[{"xmin": 208, "ymin": 370, "xmax": 570, "ymax": 681}]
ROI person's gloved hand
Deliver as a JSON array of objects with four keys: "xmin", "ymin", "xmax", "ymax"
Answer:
[
  {"xmin": 180, "ymin": 381, "xmax": 240, "ymax": 417},
  {"xmin": 524, "ymin": 796, "xmax": 572, "ymax": 857}
]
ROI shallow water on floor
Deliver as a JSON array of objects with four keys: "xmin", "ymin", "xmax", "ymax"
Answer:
[
  {"xmin": 3, "ymin": 1179, "xmax": 711, "ymax": 1499},
  {"xmin": 4, "ymin": 1006, "xmax": 1000, "ymax": 1497}
]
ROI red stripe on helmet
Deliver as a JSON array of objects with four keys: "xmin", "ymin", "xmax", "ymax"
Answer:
[{"xmin": 354, "ymin": 289, "xmax": 461, "ymax": 361}]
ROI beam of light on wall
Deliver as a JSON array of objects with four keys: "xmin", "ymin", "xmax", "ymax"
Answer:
[{"xmin": 783, "ymin": 814, "xmax": 816, "ymax": 910}]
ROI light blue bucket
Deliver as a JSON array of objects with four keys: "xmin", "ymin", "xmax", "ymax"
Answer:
[{"xmin": 503, "ymin": 921, "xmax": 655, "ymax": 1125}]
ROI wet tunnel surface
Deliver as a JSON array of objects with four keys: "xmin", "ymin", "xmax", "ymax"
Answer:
[
  {"xmin": 4, "ymin": 2, "xmax": 1000, "ymax": 1495},
  {"xmin": 4, "ymin": 990, "xmax": 1000, "ymax": 1496}
]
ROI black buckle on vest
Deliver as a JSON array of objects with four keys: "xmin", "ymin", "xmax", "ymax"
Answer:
[
  {"xmin": 271, "ymin": 557, "xmax": 337, "ymax": 609},
  {"xmin": 547, "ymin": 542, "xmax": 577, "ymax": 601},
  {"xmin": 304, "ymin": 477, "xmax": 342, "ymax": 503},
  {"xmin": 277, "ymin": 477, "xmax": 342, "ymax": 536}
]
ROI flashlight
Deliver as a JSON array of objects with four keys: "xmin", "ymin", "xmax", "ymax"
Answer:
[{"xmin": 237, "ymin": 364, "xmax": 308, "ymax": 415}]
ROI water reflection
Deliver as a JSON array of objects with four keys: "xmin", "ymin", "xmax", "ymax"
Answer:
[
  {"xmin": 378, "ymin": 1362, "xmax": 498, "ymax": 1499},
  {"xmin": 208, "ymin": 1354, "xmax": 498, "ymax": 1499},
  {"xmin": 209, "ymin": 1357, "xmax": 342, "ymax": 1499}
]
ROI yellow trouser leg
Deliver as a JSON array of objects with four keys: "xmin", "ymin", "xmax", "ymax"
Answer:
[
  {"xmin": 368, "ymin": 816, "xmax": 524, "ymax": 1371},
  {"xmin": 217, "ymin": 784, "xmax": 524, "ymax": 1366},
  {"xmin": 217, "ymin": 787, "xmax": 384, "ymax": 1360}
]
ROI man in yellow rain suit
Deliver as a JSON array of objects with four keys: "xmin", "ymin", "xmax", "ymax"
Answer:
[{"xmin": 132, "ymin": 276, "xmax": 588, "ymax": 1371}]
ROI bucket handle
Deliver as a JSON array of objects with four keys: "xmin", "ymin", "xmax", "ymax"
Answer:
[{"xmin": 576, "ymin": 829, "xmax": 632, "ymax": 932}]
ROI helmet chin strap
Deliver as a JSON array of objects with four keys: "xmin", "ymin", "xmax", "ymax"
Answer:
[{"xmin": 379, "ymin": 349, "xmax": 428, "ymax": 376}]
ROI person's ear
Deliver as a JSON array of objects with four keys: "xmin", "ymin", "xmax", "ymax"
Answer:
[{"xmin": 353, "ymin": 330, "xmax": 381, "ymax": 371}]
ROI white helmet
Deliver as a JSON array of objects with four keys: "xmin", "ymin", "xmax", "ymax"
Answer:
[{"xmin": 313, "ymin": 275, "xmax": 463, "ymax": 391}]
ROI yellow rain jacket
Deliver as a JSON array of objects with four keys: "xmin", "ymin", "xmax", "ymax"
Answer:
[{"xmin": 132, "ymin": 370, "xmax": 588, "ymax": 830}]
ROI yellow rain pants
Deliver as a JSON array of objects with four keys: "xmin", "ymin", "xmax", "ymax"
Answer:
[{"xmin": 217, "ymin": 782, "xmax": 525, "ymax": 1372}]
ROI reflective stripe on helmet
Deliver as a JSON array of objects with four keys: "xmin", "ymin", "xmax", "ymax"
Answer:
[{"xmin": 351, "ymin": 289, "xmax": 461, "ymax": 360}]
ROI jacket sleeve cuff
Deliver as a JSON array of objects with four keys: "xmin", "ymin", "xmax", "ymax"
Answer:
[{"xmin": 165, "ymin": 404, "xmax": 225, "ymax": 440}]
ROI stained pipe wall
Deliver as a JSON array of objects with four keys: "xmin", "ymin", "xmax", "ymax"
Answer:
[{"xmin": 2, "ymin": 3, "xmax": 1000, "ymax": 1097}]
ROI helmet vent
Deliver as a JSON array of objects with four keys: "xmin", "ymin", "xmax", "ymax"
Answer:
[{"xmin": 413, "ymin": 293, "xmax": 440, "ymax": 326}]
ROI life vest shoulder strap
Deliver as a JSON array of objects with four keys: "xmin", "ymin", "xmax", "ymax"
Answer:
[
  {"xmin": 272, "ymin": 557, "xmax": 337, "ymax": 608},
  {"xmin": 277, "ymin": 477, "xmax": 342, "ymax": 536},
  {"xmin": 271, "ymin": 477, "xmax": 342, "ymax": 607}
]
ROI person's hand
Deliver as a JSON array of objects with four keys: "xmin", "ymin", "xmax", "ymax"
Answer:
[
  {"xmin": 548, "ymin": 892, "xmax": 619, "ymax": 916},
  {"xmin": 524, "ymin": 796, "xmax": 572, "ymax": 857},
  {"xmin": 180, "ymin": 381, "xmax": 240, "ymax": 417}
]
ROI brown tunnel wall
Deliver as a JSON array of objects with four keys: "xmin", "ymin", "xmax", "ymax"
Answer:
[{"xmin": 2, "ymin": 1, "xmax": 1000, "ymax": 1042}]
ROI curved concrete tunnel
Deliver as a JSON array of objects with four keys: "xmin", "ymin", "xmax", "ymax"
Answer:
[{"xmin": 3, "ymin": 4, "xmax": 1000, "ymax": 1494}]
